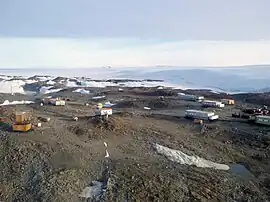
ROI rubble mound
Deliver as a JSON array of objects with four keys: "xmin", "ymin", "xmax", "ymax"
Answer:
[
  {"xmin": 52, "ymin": 76, "xmax": 68, "ymax": 82},
  {"xmin": 104, "ymin": 159, "xmax": 266, "ymax": 202},
  {"xmin": 115, "ymin": 101, "xmax": 140, "ymax": 108},
  {"xmin": 148, "ymin": 99, "xmax": 169, "ymax": 109},
  {"xmin": 0, "ymin": 106, "xmax": 13, "ymax": 124},
  {"xmin": 68, "ymin": 125, "xmax": 90, "ymax": 136},
  {"xmin": 136, "ymin": 90, "xmax": 177, "ymax": 97},
  {"xmin": 92, "ymin": 116, "xmax": 131, "ymax": 133},
  {"xmin": 0, "ymin": 134, "xmax": 55, "ymax": 202},
  {"xmin": 68, "ymin": 116, "xmax": 131, "ymax": 138},
  {"xmin": 233, "ymin": 92, "xmax": 270, "ymax": 106}
]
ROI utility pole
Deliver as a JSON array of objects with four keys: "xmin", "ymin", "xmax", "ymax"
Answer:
[{"xmin": 11, "ymin": 85, "xmax": 14, "ymax": 95}]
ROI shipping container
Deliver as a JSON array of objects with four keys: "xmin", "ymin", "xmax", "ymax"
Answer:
[
  {"xmin": 202, "ymin": 100, "xmax": 225, "ymax": 108},
  {"xmin": 255, "ymin": 115, "xmax": 270, "ymax": 126},
  {"xmin": 178, "ymin": 93, "xmax": 204, "ymax": 102},
  {"xmin": 185, "ymin": 109, "xmax": 219, "ymax": 120}
]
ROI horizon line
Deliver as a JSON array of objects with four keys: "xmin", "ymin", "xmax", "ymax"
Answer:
[{"xmin": 0, "ymin": 64, "xmax": 270, "ymax": 70}]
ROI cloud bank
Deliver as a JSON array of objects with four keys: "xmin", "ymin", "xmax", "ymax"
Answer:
[{"xmin": 0, "ymin": 38, "xmax": 269, "ymax": 68}]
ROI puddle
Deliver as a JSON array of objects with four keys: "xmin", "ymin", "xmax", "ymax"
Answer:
[{"xmin": 230, "ymin": 163, "xmax": 252, "ymax": 178}]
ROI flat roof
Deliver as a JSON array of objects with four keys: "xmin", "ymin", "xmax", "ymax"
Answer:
[
  {"xmin": 203, "ymin": 100, "xmax": 221, "ymax": 103},
  {"xmin": 185, "ymin": 109, "xmax": 214, "ymax": 113},
  {"xmin": 256, "ymin": 115, "xmax": 270, "ymax": 119}
]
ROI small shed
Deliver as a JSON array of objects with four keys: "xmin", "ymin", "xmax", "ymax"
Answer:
[
  {"xmin": 221, "ymin": 99, "xmax": 235, "ymax": 105},
  {"xmin": 95, "ymin": 108, "xmax": 112, "ymax": 116},
  {"xmin": 202, "ymin": 100, "xmax": 225, "ymax": 108},
  {"xmin": 49, "ymin": 99, "xmax": 65, "ymax": 106}
]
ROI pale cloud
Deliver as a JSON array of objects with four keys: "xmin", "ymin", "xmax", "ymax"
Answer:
[{"xmin": 0, "ymin": 38, "xmax": 269, "ymax": 68}]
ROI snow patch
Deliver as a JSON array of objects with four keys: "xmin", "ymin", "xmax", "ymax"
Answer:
[
  {"xmin": 103, "ymin": 101, "xmax": 116, "ymax": 108},
  {"xmin": 92, "ymin": 95, "xmax": 106, "ymax": 100},
  {"xmin": 0, "ymin": 100, "xmax": 34, "ymax": 106},
  {"xmin": 73, "ymin": 88, "xmax": 91, "ymax": 94},
  {"xmin": 84, "ymin": 81, "xmax": 115, "ymax": 88},
  {"xmin": 120, "ymin": 81, "xmax": 163, "ymax": 87},
  {"xmin": 210, "ymin": 90, "xmax": 221, "ymax": 94},
  {"xmin": 79, "ymin": 181, "xmax": 104, "ymax": 200},
  {"xmin": 154, "ymin": 144, "xmax": 229, "ymax": 170},
  {"xmin": 0, "ymin": 80, "xmax": 26, "ymax": 94},
  {"xmin": 66, "ymin": 80, "xmax": 78, "ymax": 87},
  {"xmin": 37, "ymin": 76, "xmax": 54, "ymax": 81},
  {"xmin": 25, "ymin": 80, "xmax": 38, "ymax": 84},
  {"xmin": 65, "ymin": 80, "xmax": 173, "ymax": 88},
  {"xmin": 0, "ymin": 75, "xmax": 10, "ymax": 80},
  {"xmin": 46, "ymin": 80, "xmax": 56, "ymax": 85},
  {"xmin": 40, "ymin": 86, "xmax": 62, "ymax": 94}
]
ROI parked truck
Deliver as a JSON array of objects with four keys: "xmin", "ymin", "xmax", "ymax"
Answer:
[
  {"xmin": 202, "ymin": 100, "xmax": 225, "ymax": 108},
  {"xmin": 185, "ymin": 109, "xmax": 219, "ymax": 121},
  {"xmin": 12, "ymin": 111, "xmax": 32, "ymax": 132},
  {"xmin": 178, "ymin": 93, "xmax": 204, "ymax": 102}
]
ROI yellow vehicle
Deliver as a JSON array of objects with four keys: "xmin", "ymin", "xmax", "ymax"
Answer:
[
  {"xmin": 12, "ymin": 123, "xmax": 32, "ymax": 132},
  {"xmin": 12, "ymin": 112, "xmax": 32, "ymax": 132}
]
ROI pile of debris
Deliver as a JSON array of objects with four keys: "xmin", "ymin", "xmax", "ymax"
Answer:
[
  {"xmin": 0, "ymin": 106, "xmax": 13, "ymax": 125},
  {"xmin": 68, "ymin": 124, "xmax": 90, "ymax": 136},
  {"xmin": 242, "ymin": 106, "xmax": 270, "ymax": 115},
  {"xmin": 115, "ymin": 100, "xmax": 140, "ymax": 109},
  {"xmin": 148, "ymin": 99, "xmax": 169, "ymax": 109},
  {"xmin": 92, "ymin": 116, "xmax": 131, "ymax": 134},
  {"xmin": 232, "ymin": 106, "xmax": 269, "ymax": 118}
]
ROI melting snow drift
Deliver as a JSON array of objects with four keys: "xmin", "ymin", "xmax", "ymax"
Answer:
[
  {"xmin": 0, "ymin": 80, "xmax": 26, "ymax": 94},
  {"xmin": 0, "ymin": 100, "xmax": 34, "ymax": 106},
  {"xmin": 39, "ymin": 86, "xmax": 62, "ymax": 94},
  {"xmin": 79, "ymin": 181, "xmax": 105, "ymax": 200},
  {"xmin": 154, "ymin": 144, "xmax": 230, "ymax": 170},
  {"xmin": 73, "ymin": 88, "xmax": 91, "ymax": 94}
]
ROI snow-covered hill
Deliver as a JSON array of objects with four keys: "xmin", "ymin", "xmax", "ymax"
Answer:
[{"xmin": 0, "ymin": 65, "xmax": 270, "ymax": 94}]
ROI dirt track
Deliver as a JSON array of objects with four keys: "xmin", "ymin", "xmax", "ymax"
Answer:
[{"xmin": 0, "ymin": 88, "xmax": 270, "ymax": 201}]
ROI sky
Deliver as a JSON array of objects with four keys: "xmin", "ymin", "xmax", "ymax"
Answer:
[{"xmin": 0, "ymin": 0, "xmax": 269, "ymax": 68}]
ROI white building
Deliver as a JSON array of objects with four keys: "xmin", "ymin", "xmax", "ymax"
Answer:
[
  {"xmin": 185, "ymin": 109, "xmax": 219, "ymax": 120},
  {"xmin": 202, "ymin": 100, "xmax": 224, "ymax": 108},
  {"xmin": 178, "ymin": 93, "xmax": 204, "ymax": 102}
]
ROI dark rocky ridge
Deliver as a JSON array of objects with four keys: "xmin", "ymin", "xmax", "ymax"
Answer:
[{"xmin": 1, "ymin": 85, "xmax": 270, "ymax": 201}]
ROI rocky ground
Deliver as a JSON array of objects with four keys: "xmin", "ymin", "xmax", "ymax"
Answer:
[{"xmin": 0, "ymin": 87, "xmax": 270, "ymax": 201}]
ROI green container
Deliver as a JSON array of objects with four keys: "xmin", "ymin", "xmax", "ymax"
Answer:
[{"xmin": 255, "ymin": 115, "xmax": 270, "ymax": 126}]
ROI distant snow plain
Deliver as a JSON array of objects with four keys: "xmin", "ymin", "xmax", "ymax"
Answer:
[{"xmin": 0, "ymin": 65, "xmax": 270, "ymax": 94}]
